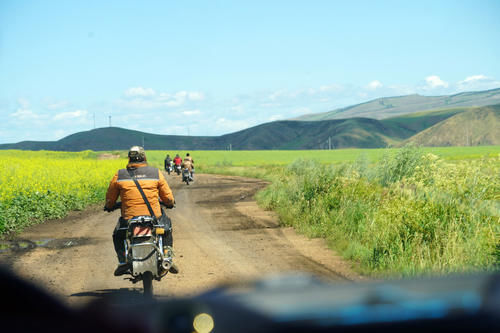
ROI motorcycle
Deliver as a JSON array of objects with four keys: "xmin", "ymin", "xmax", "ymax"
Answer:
[
  {"xmin": 174, "ymin": 164, "xmax": 182, "ymax": 175},
  {"xmin": 165, "ymin": 162, "xmax": 173, "ymax": 175},
  {"xmin": 182, "ymin": 167, "xmax": 192, "ymax": 185},
  {"xmin": 113, "ymin": 202, "xmax": 174, "ymax": 297}
]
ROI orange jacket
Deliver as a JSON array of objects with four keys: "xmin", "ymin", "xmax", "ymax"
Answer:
[{"xmin": 105, "ymin": 162, "xmax": 174, "ymax": 220}]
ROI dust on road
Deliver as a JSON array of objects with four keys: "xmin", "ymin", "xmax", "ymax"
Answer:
[{"xmin": 0, "ymin": 173, "xmax": 362, "ymax": 305}]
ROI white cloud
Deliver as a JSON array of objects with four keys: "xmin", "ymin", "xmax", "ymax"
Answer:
[
  {"xmin": 366, "ymin": 80, "xmax": 383, "ymax": 90},
  {"xmin": 188, "ymin": 91, "xmax": 205, "ymax": 101},
  {"xmin": 157, "ymin": 92, "xmax": 171, "ymax": 101},
  {"xmin": 53, "ymin": 109, "xmax": 88, "ymax": 121},
  {"xmin": 124, "ymin": 87, "xmax": 156, "ymax": 98},
  {"xmin": 120, "ymin": 88, "xmax": 205, "ymax": 109},
  {"xmin": 46, "ymin": 100, "xmax": 70, "ymax": 110},
  {"xmin": 215, "ymin": 118, "xmax": 253, "ymax": 133},
  {"xmin": 182, "ymin": 110, "xmax": 201, "ymax": 116},
  {"xmin": 269, "ymin": 114, "xmax": 284, "ymax": 121},
  {"xmin": 460, "ymin": 75, "xmax": 488, "ymax": 84},
  {"xmin": 10, "ymin": 109, "xmax": 40, "ymax": 120},
  {"xmin": 164, "ymin": 100, "xmax": 184, "ymax": 107},
  {"xmin": 9, "ymin": 98, "xmax": 43, "ymax": 120},
  {"xmin": 175, "ymin": 91, "xmax": 188, "ymax": 98},
  {"xmin": 456, "ymin": 74, "xmax": 500, "ymax": 92},
  {"xmin": 269, "ymin": 89, "xmax": 287, "ymax": 101},
  {"xmin": 425, "ymin": 75, "xmax": 449, "ymax": 89}
]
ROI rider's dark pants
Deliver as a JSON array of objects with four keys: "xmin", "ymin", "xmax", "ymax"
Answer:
[{"xmin": 112, "ymin": 213, "xmax": 173, "ymax": 264}]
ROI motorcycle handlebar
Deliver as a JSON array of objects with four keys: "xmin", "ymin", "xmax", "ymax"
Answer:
[{"xmin": 160, "ymin": 201, "xmax": 175, "ymax": 209}]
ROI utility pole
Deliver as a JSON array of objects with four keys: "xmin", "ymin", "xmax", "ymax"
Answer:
[
  {"xmin": 328, "ymin": 137, "xmax": 331, "ymax": 150},
  {"xmin": 229, "ymin": 143, "xmax": 232, "ymax": 151},
  {"xmin": 109, "ymin": 116, "xmax": 112, "ymax": 127},
  {"xmin": 465, "ymin": 124, "xmax": 469, "ymax": 146},
  {"xmin": 142, "ymin": 136, "xmax": 145, "ymax": 148}
]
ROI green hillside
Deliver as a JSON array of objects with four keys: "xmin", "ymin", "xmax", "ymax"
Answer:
[
  {"xmin": 295, "ymin": 88, "xmax": 500, "ymax": 120},
  {"xmin": 219, "ymin": 118, "xmax": 406, "ymax": 149},
  {"xmin": 380, "ymin": 106, "xmax": 469, "ymax": 137},
  {"xmin": 0, "ymin": 118, "xmax": 408, "ymax": 151},
  {"xmin": 404, "ymin": 105, "xmax": 500, "ymax": 147},
  {"xmin": 0, "ymin": 127, "xmax": 224, "ymax": 151}
]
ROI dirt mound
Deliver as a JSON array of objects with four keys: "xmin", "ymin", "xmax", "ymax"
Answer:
[{"xmin": 97, "ymin": 153, "xmax": 121, "ymax": 160}]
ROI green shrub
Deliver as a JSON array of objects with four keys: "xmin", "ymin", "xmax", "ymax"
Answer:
[{"xmin": 257, "ymin": 149, "xmax": 499, "ymax": 277}]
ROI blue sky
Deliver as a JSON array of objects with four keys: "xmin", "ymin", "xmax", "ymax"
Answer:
[{"xmin": 1, "ymin": 0, "xmax": 499, "ymax": 143}]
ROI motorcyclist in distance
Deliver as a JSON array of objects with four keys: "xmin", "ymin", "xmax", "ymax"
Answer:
[
  {"xmin": 164, "ymin": 154, "xmax": 172, "ymax": 174},
  {"xmin": 182, "ymin": 153, "xmax": 195, "ymax": 180},
  {"xmin": 173, "ymin": 154, "xmax": 182, "ymax": 168},
  {"xmin": 104, "ymin": 146, "xmax": 178, "ymax": 276},
  {"xmin": 184, "ymin": 153, "xmax": 195, "ymax": 179}
]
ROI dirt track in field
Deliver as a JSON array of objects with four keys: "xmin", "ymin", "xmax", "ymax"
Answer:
[{"xmin": 0, "ymin": 173, "xmax": 362, "ymax": 305}]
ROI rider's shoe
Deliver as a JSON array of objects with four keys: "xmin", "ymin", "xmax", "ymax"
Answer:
[
  {"xmin": 164, "ymin": 246, "xmax": 179, "ymax": 274},
  {"xmin": 114, "ymin": 263, "xmax": 130, "ymax": 276},
  {"xmin": 169, "ymin": 262, "xmax": 179, "ymax": 274}
]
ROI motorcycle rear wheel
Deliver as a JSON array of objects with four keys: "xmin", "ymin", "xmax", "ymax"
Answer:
[{"xmin": 143, "ymin": 272, "xmax": 154, "ymax": 298}]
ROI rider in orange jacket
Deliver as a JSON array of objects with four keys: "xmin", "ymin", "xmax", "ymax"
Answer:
[{"xmin": 105, "ymin": 146, "xmax": 177, "ymax": 276}]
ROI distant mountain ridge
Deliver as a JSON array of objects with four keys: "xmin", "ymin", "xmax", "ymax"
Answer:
[
  {"xmin": 2, "ymin": 104, "xmax": 497, "ymax": 151},
  {"xmin": 294, "ymin": 88, "xmax": 500, "ymax": 121},
  {"xmin": 1, "ymin": 88, "xmax": 499, "ymax": 151},
  {"xmin": 0, "ymin": 119, "xmax": 405, "ymax": 151}
]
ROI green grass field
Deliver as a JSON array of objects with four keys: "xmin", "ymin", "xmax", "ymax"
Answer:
[
  {"xmin": 144, "ymin": 146, "xmax": 500, "ymax": 170},
  {"xmin": 254, "ymin": 147, "xmax": 499, "ymax": 277}
]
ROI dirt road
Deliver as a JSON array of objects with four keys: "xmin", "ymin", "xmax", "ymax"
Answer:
[{"xmin": 1, "ymin": 174, "xmax": 362, "ymax": 305}]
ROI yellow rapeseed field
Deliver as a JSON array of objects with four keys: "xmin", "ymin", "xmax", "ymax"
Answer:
[{"xmin": 0, "ymin": 150, "xmax": 124, "ymax": 233}]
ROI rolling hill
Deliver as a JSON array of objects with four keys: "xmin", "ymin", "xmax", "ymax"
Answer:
[
  {"xmin": 379, "ymin": 106, "xmax": 471, "ymax": 138},
  {"xmin": 218, "ymin": 118, "xmax": 405, "ymax": 149},
  {"xmin": 294, "ymin": 88, "xmax": 500, "ymax": 121},
  {"xmin": 0, "ymin": 118, "xmax": 412, "ymax": 151},
  {"xmin": 404, "ymin": 105, "xmax": 500, "ymax": 147},
  {"xmin": 0, "ymin": 127, "xmax": 221, "ymax": 151}
]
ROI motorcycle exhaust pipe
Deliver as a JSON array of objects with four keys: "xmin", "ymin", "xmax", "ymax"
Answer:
[{"xmin": 162, "ymin": 259, "xmax": 172, "ymax": 271}]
